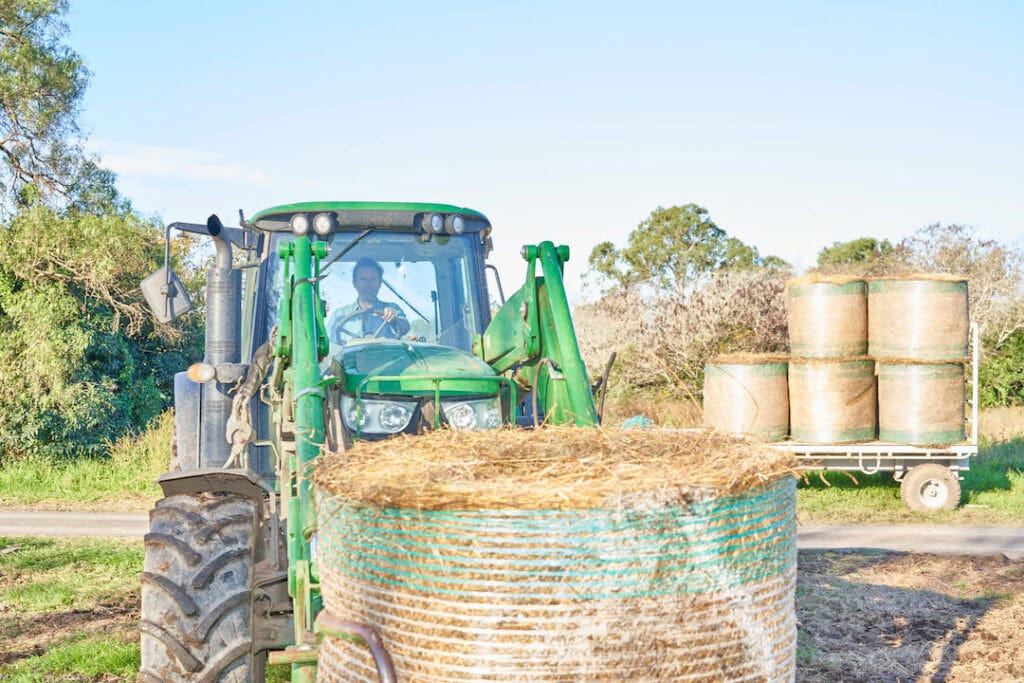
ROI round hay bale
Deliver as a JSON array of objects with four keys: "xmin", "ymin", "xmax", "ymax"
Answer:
[
  {"xmin": 704, "ymin": 353, "xmax": 789, "ymax": 442},
  {"xmin": 313, "ymin": 428, "xmax": 798, "ymax": 682},
  {"xmin": 867, "ymin": 275, "xmax": 969, "ymax": 361},
  {"xmin": 878, "ymin": 362, "xmax": 965, "ymax": 445},
  {"xmin": 788, "ymin": 358, "xmax": 877, "ymax": 443},
  {"xmin": 786, "ymin": 276, "xmax": 867, "ymax": 358}
]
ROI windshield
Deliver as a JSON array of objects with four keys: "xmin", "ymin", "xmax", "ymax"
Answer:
[{"xmin": 265, "ymin": 232, "xmax": 488, "ymax": 352}]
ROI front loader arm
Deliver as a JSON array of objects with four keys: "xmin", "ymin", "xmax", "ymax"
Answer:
[
  {"xmin": 477, "ymin": 241, "xmax": 598, "ymax": 426},
  {"xmin": 272, "ymin": 236, "xmax": 329, "ymax": 680}
]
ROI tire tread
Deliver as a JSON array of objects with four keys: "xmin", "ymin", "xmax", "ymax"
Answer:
[{"xmin": 140, "ymin": 493, "xmax": 258, "ymax": 682}]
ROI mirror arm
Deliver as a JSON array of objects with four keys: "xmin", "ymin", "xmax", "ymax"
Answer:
[{"xmin": 161, "ymin": 225, "xmax": 173, "ymax": 320}]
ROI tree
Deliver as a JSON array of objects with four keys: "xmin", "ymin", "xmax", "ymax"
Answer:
[
  {"xmin": 588, "ymin": 204, "xmax": 787, "ymax": 297},
  {"xmin": 817, "ymin": 237, "xmax": 894, "ymax": 267},
  {"xmin": 0, "ymin": 2, "xmax": 201, "ymax": 457},
  {"xmin": 898, "ymin": 223, "xmax": 1024, "ymax": 353},
  {"xmin": 0, "ymin": 0, "xmax": 117, "ymax": 212}
]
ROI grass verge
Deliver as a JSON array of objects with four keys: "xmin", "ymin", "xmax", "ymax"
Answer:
[
  {"xmin": 0, "ymin": 411, "xmax": 170, "ymax": 511},
  {"xmin": 0, "ymin": 536, "xmax": 142, "ymax": 680}
]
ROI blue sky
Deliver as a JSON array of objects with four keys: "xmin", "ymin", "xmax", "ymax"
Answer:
[{"xmin": 67, "ymin": 2, "xmax": 1022, "ymax": 300}]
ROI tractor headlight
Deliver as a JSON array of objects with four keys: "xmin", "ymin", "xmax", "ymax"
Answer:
[
  {"xmin": 290, "ymin": 214, "xmax": 310, "ymax": 235},
  {"xmin": 378, "ymin": 402, "xmax": 412, "ymax": 432},
  {"xmin": 340, "ymin": 396, "xmax": 416, "ymax": 434},
  {"xmin": 313, "ymin": 212, "xmax": 335, "ymax": 235},
  {"xmin": 423, "ymin": 213, "xmax": 444, "ymax": 234},
  {"xmin": 445, "ymin": 214, "xmax": 465, "ymax": 235},
  {"xmin": 342, "ymin": 399, "xmax": 367, "ymax": 429},
  {"xmin": 441, "ymin": 397, "xmax": 503, "ymax": 430}
]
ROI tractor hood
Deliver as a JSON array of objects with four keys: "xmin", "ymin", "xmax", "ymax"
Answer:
[{"xmin": 328, "ymin": 340, "xmax": 503, "ymax": 397}]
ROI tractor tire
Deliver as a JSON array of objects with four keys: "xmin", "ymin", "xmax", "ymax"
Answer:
[
  {"xmin": 900, "ymin": 464, "xmax": 961, "ymax": 512},
  {"xmin": 140, "ymin": 492, "xmax": 259, "ymax": 682}
]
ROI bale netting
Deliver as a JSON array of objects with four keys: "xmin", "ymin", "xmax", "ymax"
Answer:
[
  {"xmin": 788, "ymin": 358, "xmax": 877, "ymax": 443},
  {"xmin": 786, "ymin": 275, "xmax": 867, "ymax": 358},
  {"xmin": 704, "ymin": 353, "xmax": 790, "ymax": 442},
  {"xmin": 878, "ymin": 362, "xmax": 966, "ymax": 445},
  {"xmin": 867, "ymin": 275, "xmax": 969, "ymax": 361},
  {"xmin": 313, "ymin": 428, "xmax": 799, "ymax": 682}
]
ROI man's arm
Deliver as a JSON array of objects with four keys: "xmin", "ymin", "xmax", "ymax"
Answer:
[{"xmin": 380, "ymin": 304, "xmax": 411, "ymax": 336}]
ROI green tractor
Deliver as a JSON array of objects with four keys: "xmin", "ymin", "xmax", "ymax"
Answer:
[{"xmin": 137, "ymin": 202, "xmax": 606, "ymax": 682}]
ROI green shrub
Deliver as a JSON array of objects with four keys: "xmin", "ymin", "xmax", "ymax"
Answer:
[
  {"xmin": 0, "ymin": 205, "xmax": 201, "ymax": 459},
  {"xmin": 979, "ymin": 329, "xmax": 1024, "ymax": 407}
]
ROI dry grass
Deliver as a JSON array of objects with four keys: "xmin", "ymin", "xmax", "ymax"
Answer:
[
  {"xmin": 314, "ymin": 427, "xmax": 798, "ymax": 510},
  {"xmin": 797, "ymin": 550, "xmax": 1024, "ymax": 682},
  {"xmin": 601, "ymin": 392, "xmax": 703, "ymax": 428},
  {"xmin": 868, "ymin": 273, "xmax": 967, "ymax": 282},
  {"xmin": 875, "ymin": 357, "xmax": 970, "ymax": 365},
  {"xmin": 980, "ymin": 406, "xmax": 1024, "ymax": 443},
  {"xmin": 786, "ymin": 274, "xmax": 866, "ymax": 288},
  {"xmin": 709, "ymin": 352, "xmax": 790, "ymax": 365}
]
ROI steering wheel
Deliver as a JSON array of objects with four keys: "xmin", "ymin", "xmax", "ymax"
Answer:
[{"xmin": 331, "ymin": 308, "xmax": 394, "ymax": 343}]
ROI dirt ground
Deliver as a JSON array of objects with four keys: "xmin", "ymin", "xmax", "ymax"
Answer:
[
  {"xmin": 0, "ymin": 591, "xmax": 137, "ymax": 667},
  {"xmin": 2, "ymin": 552, "xmax": 1023, "ymax": 681},
  {"xmin": 798, "ymin": 550, "xmax": 1024, "ymax": 682}
]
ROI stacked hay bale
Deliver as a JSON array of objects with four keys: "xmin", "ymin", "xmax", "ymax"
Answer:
[
  {"xmin": 313, "ymin": 428, "xmax": 798, "ymax": 682},
  {"xmin": 868, "ymin": 276, "xmax": 969, "ymax": 445},
  {"xmin": 703, "ymin": 353, "xmax": 790, "ymax": 442},
  {"xmin": 786, "ymin": 276, "xmax": 876, "ymax": 443}
]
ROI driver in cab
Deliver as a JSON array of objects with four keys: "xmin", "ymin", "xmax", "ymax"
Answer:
[{"xmin": 328, "ymin": 257, "xmax": 410, "ymax": 341}]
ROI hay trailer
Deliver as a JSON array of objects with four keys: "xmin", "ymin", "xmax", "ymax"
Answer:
[{"xmin": 771, "ymin": 324, "xmax": 980, "ymax": 512}]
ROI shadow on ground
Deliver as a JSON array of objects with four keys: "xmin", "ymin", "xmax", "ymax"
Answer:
[{"xmin": 796, "ymin": 549, "xmax": 1024, "ymax": 682}]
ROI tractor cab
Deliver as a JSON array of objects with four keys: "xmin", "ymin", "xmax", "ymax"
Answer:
[
  {"xmin": 249, "ymin": 202, "xmax": 495, "ymax": 349},
  {"xmin": 249, "ymin": 203, "xmax": 510, "ymax": 446}
]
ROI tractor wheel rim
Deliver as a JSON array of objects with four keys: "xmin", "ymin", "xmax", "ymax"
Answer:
[{"xmin": 920, "ymin": 479, "xmax": 949, "ymax": 508}]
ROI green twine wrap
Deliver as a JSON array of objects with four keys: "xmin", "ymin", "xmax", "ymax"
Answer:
[{"xmin": 315, "ymin": 477, "xmax": 798, "ymax": 682}]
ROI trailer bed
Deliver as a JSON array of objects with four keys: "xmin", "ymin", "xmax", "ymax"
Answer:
[{"xmin": 770, "ymin": 440, "xmax": 977, "ymax": 474}]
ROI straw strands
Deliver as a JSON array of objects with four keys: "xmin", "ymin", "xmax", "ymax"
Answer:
[
  {"xmin": 314, "ymin": 427, "xmax": 798, "ymax": 511},
  {"xmin": 314, "ymin": 429, "xmax": 799, "ymax": 681}
]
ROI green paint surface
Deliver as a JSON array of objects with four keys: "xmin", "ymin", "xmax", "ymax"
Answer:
[{"xmin": 251, "ymin": 201, "xmax": 488, "ymax": 224}]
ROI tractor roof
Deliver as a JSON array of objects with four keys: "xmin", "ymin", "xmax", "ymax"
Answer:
[{"xmin": 249, "ymin": 201, "xmax": 491, "ymax": 233}]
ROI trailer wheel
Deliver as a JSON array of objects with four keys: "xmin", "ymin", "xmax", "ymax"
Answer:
[
  {"xmin": 140, "ymin": 492, "xmax": 259, "ymax": 682},
  {"xmin": 900, "ymin": 464, "xmax": 961, "ymax": 512}
]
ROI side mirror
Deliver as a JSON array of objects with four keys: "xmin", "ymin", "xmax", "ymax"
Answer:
[{"xmin": 141, "ymin": 266, "xmax": 192, "ymax": 323}]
